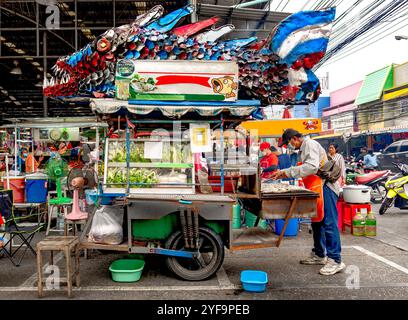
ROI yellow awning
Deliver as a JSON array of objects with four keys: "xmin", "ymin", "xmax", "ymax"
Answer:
[
  {"xmin": 383, "ymin": 85, "xmax": 408, "ymax": 101},
  {"xmin": 240, "ymin": 118, "xmax": 321, "ymax": 137}
]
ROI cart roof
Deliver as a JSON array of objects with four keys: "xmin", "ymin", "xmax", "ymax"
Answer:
[
  {"xmin": 0, "ymin": 117, "xmax": 108, "ymax": 129},
  {"xmin": 90, "ymin": 98, "xmax": 261, "ymax": 118}
]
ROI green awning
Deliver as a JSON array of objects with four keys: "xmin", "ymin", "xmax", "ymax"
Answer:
[{"xmin": 355, "ymin": 65, "xmax": 394, "ymax": 105}]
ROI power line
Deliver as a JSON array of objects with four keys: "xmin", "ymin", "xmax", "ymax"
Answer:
[
  {"xmin": 320, "ymin": 18, "xmax": 408, "ymax": 67},
  {"xmin": 318, "ymin": 0, "xmax": 408, "ymax": 66}
]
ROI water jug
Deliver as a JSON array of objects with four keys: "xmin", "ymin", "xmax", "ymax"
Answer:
[
  {"xmin": 352, "ymin": 212, "xmax": 365, "ymax": 236},
  {"xmin": 365, "ymin": 212, "xmax": 377, "ymax": 236}
]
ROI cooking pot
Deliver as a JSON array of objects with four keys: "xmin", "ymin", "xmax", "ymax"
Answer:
[{"xmin": 342, "ymin": 185, "xmax": 371, "ymax": 204}]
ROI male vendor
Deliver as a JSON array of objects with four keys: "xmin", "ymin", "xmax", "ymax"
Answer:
[{"xmin": 270, "ymin": 129, "xmax": 345, "ymax": 276}]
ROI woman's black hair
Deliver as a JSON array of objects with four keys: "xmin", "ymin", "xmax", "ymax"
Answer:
[
  {"xmin": 329, "ymin": 143, "xmax": 339, "ymax": 152},
  {"xmin": 368, "ymin": 149, "xmax": 374, "ymax": 155}
]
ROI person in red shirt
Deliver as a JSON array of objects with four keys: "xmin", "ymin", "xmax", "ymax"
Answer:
[{"xmin": 259, "ymin": 142, "xmax": 279, "ymax": 179}]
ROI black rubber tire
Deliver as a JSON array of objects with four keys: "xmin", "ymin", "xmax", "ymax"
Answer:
[
  {"xmin": 165, "ymin": 227, "xmax": 224, "ymax": 281},
  {"xmin": 379, "ymin": 197, "xmax": 394, "ymax": 215}
]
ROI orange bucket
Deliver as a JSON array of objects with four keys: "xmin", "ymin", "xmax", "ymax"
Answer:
[{"xmin": 2, "ymin": 176, "xmax": 25, "ymax": 203}]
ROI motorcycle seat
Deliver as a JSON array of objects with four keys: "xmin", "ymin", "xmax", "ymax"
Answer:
[{"xmin": 355, "ymin": 171, "xmax": 389, "ymax": 184}]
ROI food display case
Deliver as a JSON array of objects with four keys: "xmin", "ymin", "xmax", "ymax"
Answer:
[{"xmin": 103, "ymin": 134, "xmax": 195, "ymax": 194}]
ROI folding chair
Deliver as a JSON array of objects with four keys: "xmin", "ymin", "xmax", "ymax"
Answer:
[{"xmin": 0, "ymin": 189, "xmax": 45, "ymax": 267}]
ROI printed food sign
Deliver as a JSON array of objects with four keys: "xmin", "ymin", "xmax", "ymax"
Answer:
[{"xmin": 115, "ymin": 60, "xmax": 239, "ymax": 101}]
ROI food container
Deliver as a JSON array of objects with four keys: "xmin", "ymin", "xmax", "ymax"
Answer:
[{"xmin": 342, "ymin": 185, "xmax": 371, "ymax": 204}]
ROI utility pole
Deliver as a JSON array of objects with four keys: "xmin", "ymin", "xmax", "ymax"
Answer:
[
  {"xmin": 189, "ymin": 0, "xmax": 198, "ymax": 23},
  {"xmin": 43, "ymin": 32, "xmax": 48, "ymax": 117}
]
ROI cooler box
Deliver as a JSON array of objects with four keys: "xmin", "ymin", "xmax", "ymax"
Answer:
[
  {"xmin": 2, "ymin": 176, "xmax": 25, "ymax": 203},
  {"xmin": 25, "ymin": 173, "xmax": 48, "ymax": 203}
]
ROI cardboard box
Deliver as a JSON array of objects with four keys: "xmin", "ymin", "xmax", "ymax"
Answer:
[{"xmin": 115, "ymin": 60, "xmax": 239, "ymax": 101}]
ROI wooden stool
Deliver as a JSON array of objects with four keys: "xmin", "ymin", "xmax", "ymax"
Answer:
[
  {"xmin": 36, "ymin": 236, "xmax": 80, "ymax": 298},
  {"xmin": 64, "ymin": 219, "xmax": 88, "ymax": 259},
  {"xmin": 64, "ymin": 219, "xmax": 87, "ymax": 237}
]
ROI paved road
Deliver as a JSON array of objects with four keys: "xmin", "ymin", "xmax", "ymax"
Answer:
[{"xmin": 1, "ymin": 204, "xmax": 408, "ymax": 300}]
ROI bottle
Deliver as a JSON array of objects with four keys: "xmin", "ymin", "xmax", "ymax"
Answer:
[
  {"xmin": 57, "ymin": 213, "xmax": 65, "ymax": 230},
  {"xmin": 365, "ymin": 212, "xmax": 377, "ymax": 236},
  {"xmin": 352, "ymin": 211, "xmax": 365, "ymax": 236}
]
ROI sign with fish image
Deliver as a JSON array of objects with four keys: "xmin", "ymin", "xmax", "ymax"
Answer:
[{"xmin": 115, "ymin": 60, "xmax": 239, "ymax": 101}]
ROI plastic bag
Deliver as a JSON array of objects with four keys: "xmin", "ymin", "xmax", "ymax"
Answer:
[
  {"xmin": 198, "ymin": 168, "xmax": 213, "ymax": 194},
  {"xmin": 88, "ymin": 205, "xmax": 124, "ymax": 245}
]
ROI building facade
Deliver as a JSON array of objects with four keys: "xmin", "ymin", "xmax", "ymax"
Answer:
[{"xmin": 322, "ymin": 81, "xmax": 362, "ymax": 134}]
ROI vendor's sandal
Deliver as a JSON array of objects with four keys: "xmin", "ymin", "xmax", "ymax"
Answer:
[{"xmin": 319, "ymin": 258, "xmax": 346, "ymax": 275}]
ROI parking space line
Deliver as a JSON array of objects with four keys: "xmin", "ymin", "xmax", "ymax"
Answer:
[
  {"xmin": 19, "ymin": 252, "xmax": 64, "ymax": 288},
  {"xmin": 216, "ymin": 267, "xmax": 235, "ymax": 289},
  {"xmin": 0, "ymin": 284, "xmax": 239, "ymax": 292},
  {"xmin": 351, "ymin": 245, "xmax": 408, "ymax": 275}
]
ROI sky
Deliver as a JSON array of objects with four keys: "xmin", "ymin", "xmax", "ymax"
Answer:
[{"xmin": 276, "ymin": 0, "xmax": 408, "ymax": 93}]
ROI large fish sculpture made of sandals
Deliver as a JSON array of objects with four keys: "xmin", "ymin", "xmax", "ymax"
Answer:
[{"xmin": 43, "ymin": 5, "xmax": 336, "ymax": 105}]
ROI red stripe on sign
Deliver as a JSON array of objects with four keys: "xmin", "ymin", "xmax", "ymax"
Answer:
[
  {"xmin": 155, "ymin": 75, "xmax": 211, "ymax": 88},
  {"xmin": 139, "ymin": 71, "xmax": 236, "ymax": 76}
]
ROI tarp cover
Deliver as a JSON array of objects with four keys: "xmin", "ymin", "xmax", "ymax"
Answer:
[{"xmin": 90, "ymin": 98, "xmax": 261, "ymax": 118}]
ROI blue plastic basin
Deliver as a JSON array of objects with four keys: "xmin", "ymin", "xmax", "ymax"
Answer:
[
  {"xmin": 85, "ymin": 190, "xmax": 117, "ymax": 205},
  {"xmin": 240, "ymin": 270, "xmax": 268, "ymax": 293}
]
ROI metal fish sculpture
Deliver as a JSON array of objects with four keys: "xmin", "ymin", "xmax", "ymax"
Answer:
[{"xmin": 43, "ymin": 5, "xmax": 336, "ymax": 105}]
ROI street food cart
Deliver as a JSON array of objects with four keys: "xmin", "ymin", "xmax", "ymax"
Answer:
[
  {"xmin": 37, "ymin": 2, "xmax": 337, "ymax": 280},
  {"xmin": 73, "ymin": 98, "xmax": 320, "ymax": 281}
]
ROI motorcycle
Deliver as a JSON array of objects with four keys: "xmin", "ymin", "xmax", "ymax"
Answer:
[
  {"xmin": 353, "ymin": 169, "xmax": 391, "ymax": 203},
  {"xmin": 379, "ymin": 163, "xmax": 408, "ymax": 215}
]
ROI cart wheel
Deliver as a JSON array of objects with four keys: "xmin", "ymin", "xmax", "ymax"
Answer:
[{"xmin": 165, "ymin": 227, "xmax": 224, "ymax": 281}]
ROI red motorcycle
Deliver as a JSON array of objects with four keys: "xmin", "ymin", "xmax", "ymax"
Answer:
[{"xmin": 353, "ymin": 169, "xmax": 392, "ymax": 203}]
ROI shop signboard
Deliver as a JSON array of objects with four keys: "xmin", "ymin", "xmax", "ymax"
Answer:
[{"xmin": 115, "ymin": 60, "xmax": 239, "ymax": 101}]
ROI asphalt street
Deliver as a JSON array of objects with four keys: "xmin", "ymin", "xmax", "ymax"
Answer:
[{"xmin": 1, "ymin": 203, "xmax": 408, "ymax": 300}]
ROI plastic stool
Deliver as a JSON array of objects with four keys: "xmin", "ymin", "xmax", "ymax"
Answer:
[
  {"xmin": 337, "ymin": 198, "xmax": 345, "ymax": 231},
  {"xmin": 342, "ymin": 203, "xmax": 371, "ymax": 234}
]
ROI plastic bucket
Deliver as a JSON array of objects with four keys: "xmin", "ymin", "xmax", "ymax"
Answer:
[
  {"xmin": 109, "ymin": 259, "xmax": 145, "ymax": 282},
  {"xmin": 245, "ymin": 210, "xmax": 268, "ymax": 229},
  {"xmin": 275, "ymin": 218, "xmax": 299, "ymax": 236},
  {"xmin": 232, "ymin": 203, "xmax": 241, "ymax": 229},
  {"xmin": 2, "ymin": 176, "xmax": 25, "ymax": 203},
  {"xmin": 25, "ymin": 174, "xmax": 48, "ymax": 203}
]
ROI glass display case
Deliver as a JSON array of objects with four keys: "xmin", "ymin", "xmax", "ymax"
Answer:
[{"xmin": 103, "ymin": 136, "xmax": 195, "ymax": 194}]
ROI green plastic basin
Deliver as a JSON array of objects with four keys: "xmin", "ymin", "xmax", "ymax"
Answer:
[{"xmin": 109, "ymin": 259, "xmax": 145, "ymax": 282}]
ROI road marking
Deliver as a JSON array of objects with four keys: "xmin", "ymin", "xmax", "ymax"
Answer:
[
  {"xmin": 0, "ymin": 285, "xmax": 240, "ymax": 292},
  {"xmin": 216, "ymin": 267, "xmax": 235, "ymax": 289},
  {"xmin": 20, "ymin": 252, "xmax": 64, "ymax": 288},
  {"xmin": 351, "ymin": 245, "xmax": 408, "ymax": 275}
]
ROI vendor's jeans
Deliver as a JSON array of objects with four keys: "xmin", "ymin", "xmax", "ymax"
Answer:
[{"xmin": 311, "ymin": 185, "xmax": 342, "ymax": 263}]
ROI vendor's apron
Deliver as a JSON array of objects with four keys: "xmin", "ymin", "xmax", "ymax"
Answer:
[{"xmin": 298, "ymin": 162, "xmax": 324, "ymax": 223}]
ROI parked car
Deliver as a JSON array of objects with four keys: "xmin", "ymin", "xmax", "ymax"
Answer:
[{"xmin": 377, "ymin": 139, "xmax": 408, "ymax": 172}]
